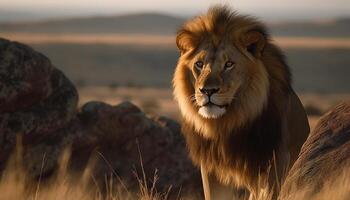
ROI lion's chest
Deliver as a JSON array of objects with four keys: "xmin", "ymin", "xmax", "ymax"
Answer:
[
  {"xmin": 193, "ymin": 130, "xmax": 275, "ymax": 189},
  {"xmin": 182, "ymin": 112, "xmax": 281, "ymax": 189},
  {"xmin": 200, "ymin": 138, "xmax": 253, "ymax": 186}
]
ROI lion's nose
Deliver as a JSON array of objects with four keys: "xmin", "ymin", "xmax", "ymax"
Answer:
[{"xmin": 199, "ymin": 88, "xmax": 219, "ymax": 97}]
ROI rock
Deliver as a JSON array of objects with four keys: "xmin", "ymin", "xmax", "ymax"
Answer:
[
  {"xmin": 0, "ymin": 39, "xmax": 53, "ymax": 113},
  {"xmin": 280, "ymin": 102, "xmax": 350, "ymax": 199},
  {"xmin": 0, "ymin": 38, "xmax": 201, "ymax": 199},
  {"xmin": 0, "ymin": 38, "xmax": 79, "ymax": 176},
  {"xmin": 68, "ymin": 101, "xmax": 201, "ymax": 198}
]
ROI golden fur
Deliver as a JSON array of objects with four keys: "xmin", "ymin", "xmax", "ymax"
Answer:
[{"xmin": 172, "ymin": 6, "xmax": 310, "ymax": 199}]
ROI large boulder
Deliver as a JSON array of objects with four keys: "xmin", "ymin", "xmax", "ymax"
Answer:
[
  {"xmin": 0, "ymin": 38, "xmax": 201, "ymax": 199},
  {"xmin": 280, "ymin": 102, "xmax": 350, "ymax": 200},
  {"xmin": 0, "ymin": 38, "xmax": 78, "ymax": 174},
  {"xmin": 67, "ymin": 101, "xmax": 201, "ymax": 198}
]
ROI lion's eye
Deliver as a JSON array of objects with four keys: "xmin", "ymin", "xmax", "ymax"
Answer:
[
  {"xmin": 194, "ymin": 61, "xmax": 204, "ymax": 71},
  {"xmin": 224, "ymin": 61, "xmax": 235, "ymax": 71}
]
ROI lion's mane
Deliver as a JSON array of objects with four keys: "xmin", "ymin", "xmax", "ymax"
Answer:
[{"xmin": 172, "ymin": 6, "xmax": 307, "ymax": 195}]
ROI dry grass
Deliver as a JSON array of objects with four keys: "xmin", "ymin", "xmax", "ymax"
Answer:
[
  {"xmin": 3, "ymin": 139, "xmax": 350, "ymax": 200},
  {"xmin": 280, "ymin": 167, "xmax": 350, "ymax": 200},
  {"xmin": 0, "ymin": 137, "xmax": 169, "ymax": 200},
  {"xmin": 252, "ymin": 163, "xmax": 350, "ymax": 200}
]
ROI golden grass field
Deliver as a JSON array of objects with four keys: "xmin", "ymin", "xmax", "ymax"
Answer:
[
  {"xmin": 0, "ymin": 140, "xmax": 168, "ymax": 200},
  {"xmin": 2, "ymin": 139, "xmax": 350, "ymax": 200}
]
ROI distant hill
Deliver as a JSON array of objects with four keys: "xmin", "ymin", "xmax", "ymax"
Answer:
[
  {"xmin": 0, "ymin": 13, "xmax": 185, "ymax": 35},
  {"xmin": 270, "ymin": 18, "xmax": 350, "ymax": 38},
  {"xmin": 0, "ymin": 13, "xmax": 349, "ymax": 37}
]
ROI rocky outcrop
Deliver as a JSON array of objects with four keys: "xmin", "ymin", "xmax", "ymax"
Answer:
[
  {"xmin": 0, "ymin": 38, "xmax": 78, "ymax": 175},
  {"xmin": 0, "ymin": 38, "xmax": 201, "ymax": 199},
  {"xmin": 280, "ymin": 102, "xmax": 350, "ymax": 199},
  {"xmin": 68, "ymin": 101, "xmax": 201, "ymax": 197}
]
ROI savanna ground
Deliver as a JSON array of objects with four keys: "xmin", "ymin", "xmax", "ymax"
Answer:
[{"xmin": 1, "ymin": 32, "xmax": 350, "ymax": 199}]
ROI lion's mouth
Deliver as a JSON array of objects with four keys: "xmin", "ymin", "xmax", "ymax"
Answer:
[
  {"xmin": 202, "ymin": 101, "xmax": 227, "ymax": 108},
  {"xmin": 198, "ymin": 101, "xmax": 228, "ymax": 119}
]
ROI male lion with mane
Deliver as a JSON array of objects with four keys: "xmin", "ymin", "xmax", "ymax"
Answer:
[{"xmin": 172, "ymin": 6, "xmax": 310, "ymax": 200}]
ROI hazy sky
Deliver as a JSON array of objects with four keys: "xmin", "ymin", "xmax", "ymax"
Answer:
[{"xmin": 0, "ymin": 0, "xmax": 349, "ymax": 21}]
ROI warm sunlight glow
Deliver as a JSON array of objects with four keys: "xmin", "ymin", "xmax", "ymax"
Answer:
[{"xmin": 0, "ymin": 0, "xmax": 348, "ymax": 20}]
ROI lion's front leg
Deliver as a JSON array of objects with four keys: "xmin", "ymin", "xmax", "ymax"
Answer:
[
  {"xmin": 201, "ymin": 164, "xmax": 249, "ymax": 200},
  {"xmin": 201, "ymin": 164, "xmax": 211, "ymax": 200}
]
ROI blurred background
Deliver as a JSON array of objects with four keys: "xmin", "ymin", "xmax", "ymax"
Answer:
[{"xmin": 1, "ymin": 0, "xmax": 349, "ymax": 127}]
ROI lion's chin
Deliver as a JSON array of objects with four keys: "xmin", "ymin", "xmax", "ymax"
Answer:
[{"xmin": 198, "ymin": 105, "xmax": 226, "ymax": 119}]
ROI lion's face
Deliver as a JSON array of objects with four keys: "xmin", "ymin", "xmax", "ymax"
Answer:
[
  {"xmin": 173, "ymin": 8, "xmax": 274, "ymax": 138},
  {"xmin": 190, "ymin": 43, "xmax": 249, "ymax": 119},
  {"xmin": 173, "ymin": 37, "xmax": 270, "ymax": 137}
]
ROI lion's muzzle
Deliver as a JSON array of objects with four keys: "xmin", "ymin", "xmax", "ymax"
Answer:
[{"xmin": 196, "ymin": 87, "xmax": 227, "ymax": 119}]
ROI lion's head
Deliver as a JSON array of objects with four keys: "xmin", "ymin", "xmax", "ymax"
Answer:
[{"xmin": 173, "ymin": 6, "xmax": 290, "ymax": 139}]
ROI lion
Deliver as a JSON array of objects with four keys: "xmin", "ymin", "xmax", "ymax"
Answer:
[{"xmin": 172, "ymin": 6, "xmax": 310, "ymax": 200}]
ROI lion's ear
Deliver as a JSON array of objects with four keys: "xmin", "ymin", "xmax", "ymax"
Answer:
[
  {"xmin": 242, "ymin": 31, "xmax": 266, "ymax": 58},
  {"xmin": 176, "ymin": 30, "xmax": 198, "ymax": 55}
]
